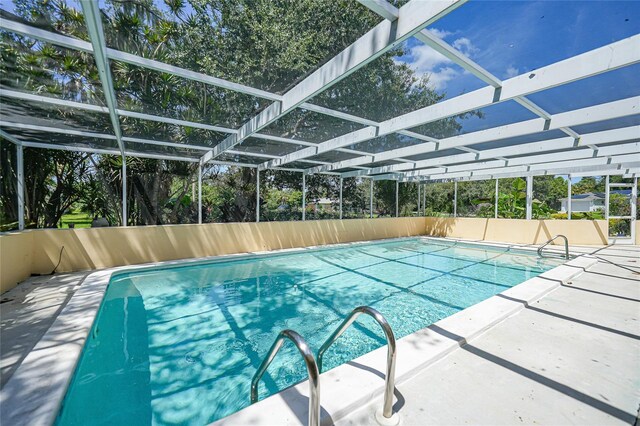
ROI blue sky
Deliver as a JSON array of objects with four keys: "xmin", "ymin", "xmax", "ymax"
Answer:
[
  {"xmin": 3, "ymin": 0, "xmax": 638, "ymax": 134},
  {"xmin": 396, "ymin": 1, "xmax": 640, "ymax": 99},
  {"xmin": 395, "ymin": 0, "xmax": 640, "ymax": 132}
]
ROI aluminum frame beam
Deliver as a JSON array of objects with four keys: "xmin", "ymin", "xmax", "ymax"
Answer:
[
  {"xmin": 3, "ymin": 128, "xmax": 342, "ymax": 177},
  {"xmin": 339, "ymin": 125, "xmax": 640, "ymax": 178},
  {"xmin": 399, "ymin": 141, "xmax": 640, "ymax": 180},
  {"xmin": 265, "ymin": 35, "xmax": 640, "ymax": 170},
  {"xmin": 80, "ymin": 0, "xmax": 125, "ymax": 156},
  {"xmin": 14, "ymin": 140, "xmax": 288, "ymax": 170},
  {"xmin": 203, "ymin": 0, "xmax": 466, "ymax": 162},
  {"xmin": 0, "ymin": 22, "xmax": 424, "ymax": 167},
  {"xmin": 311, "ymin": 97, "xmax": 640, "ymax": 175},
  {"xmin": 403, "ymin": 155, "xmax": 640, "ymax": 182},
  {"xmin": 0, "ymin": 89, "xmax": 374, "ymax": 169},
  {"xmin": 0, "ymin": 120, "xmax": 343, "ymax": 169},
  {"xmin": 1, "ymin": 8, "xmax": 637, "ymax": 189},
  {"xmin": 417, "ymin": 166, "xmax": 640, "ymax": 183},
  {"xmin": 0, "ymin": 129, "xmax": 22, "ymax": 146},
  {"xmin": 0, "ymin": 19, "xmax": 280, "ymax": 102},
  {"xmin": 358, "ymin": 0, "xmax": 580, "ymax": 141}
]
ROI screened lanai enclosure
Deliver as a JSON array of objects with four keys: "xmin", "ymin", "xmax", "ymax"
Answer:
[
  {"xmin": 2, "ymin": 3, "xmax": 640, "ymax": 426},
  {"xmin": 0, "ymin": 0, "xmax": 638, "ymax": 240}
]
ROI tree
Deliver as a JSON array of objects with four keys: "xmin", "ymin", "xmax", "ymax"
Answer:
[
  {"xmin": 3, "ymin": 0, "xmax": 476, "ymax": 227},
  {"xmin": 572, "ymin": 177, "xmax": 600, "ymax": 195},
  {"xmin": 532, "ymin": 176, "xmax": 567, "ymax": 211},
  {"xmin": 496, "ymin": 178, "xmax": 527, "ymax": 219}
]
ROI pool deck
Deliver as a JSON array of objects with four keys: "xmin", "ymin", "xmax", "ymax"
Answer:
[
  {"xmin": 1, "ymin": 240, "xmax": 638, "ymax": 425},
  {"xmin": 337, "ymin": 244, "xmax": 640, "ymax": 426}
]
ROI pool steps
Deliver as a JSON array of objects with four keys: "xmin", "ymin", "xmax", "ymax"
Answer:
[
  {"xmin": 538, "ymin": 234, "xmax": 570, "ymax": 259},
  {"xmin": 251, "ymin": 306, "xmax": 398, "ymax": 426},
  {"xmin": 251, "ymin": 330, "xmax": 321, "ymax": 426}
]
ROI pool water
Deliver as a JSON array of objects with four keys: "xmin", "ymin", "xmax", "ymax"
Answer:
[{"xmin": 56, "ymin": 238, "xmax": 562, "ymax": 425}]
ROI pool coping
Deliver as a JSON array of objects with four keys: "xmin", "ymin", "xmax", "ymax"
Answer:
[{"xmin": 0, "ymin": 237, "xmax": 597, "ymax": 426}]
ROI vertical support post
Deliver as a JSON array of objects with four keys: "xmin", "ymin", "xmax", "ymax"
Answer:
[
  {"xmin": 16, "ymin": 144, "xmax": 24, "ymax": 230},
  {"xmin": 370, "ymin": 178, "xmax": 374, "ymax": 218},
  {"xmin": 302, "ymin": 173, "xmax": 306, "ymax": 221},
  {"xmin": 567, "ymin": 175, "xmax": 572, "ymax": 220},
  {"xmin": 417, "ymin": 183, "xmax": 421, "ymax": 216},
  {"xmin": 494, "ymin": 179, "xmax": 498, "ymax": 219},
  {"xmin": 632, "ymin": 177, "xmax": 638, "ymax": 243},
  {"xmin": 605, "ymin": 175, "xmax": 610, "ymax": 220},
  {"xmin": 122, "ymin": 155, "xmax": 127, "ymax": 226},
  {"xmin": 198, "ymin": 164, "xmax": 202, "ymax": 224},
  {"xmin": 453, "ymin": 181, "xmax": 458, "ymax": 218},
  {"xmin": 632, "ymin": 177, "xmax": 638, "ymax": 218},
  {"xmin": 526, "ymin": 175, "xmax": 533, "ymax": 220},
  {"xmin": 395, "ymin": 180, "xmax": 399, "ymax": 217},
  {"xmin": 423, "ymin": 182, "xmax": 426, "ymax": 216},
  {"xmin": 339, "ymin": 177, "xmax": 343, "ymax": 220},
  {"xmin": 256, "ymin": 169, "xmax": 260, "ymax": 223}
]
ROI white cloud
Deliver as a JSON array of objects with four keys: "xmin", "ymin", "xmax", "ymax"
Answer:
[
  {"xmin": 504, "ymin": 66, "xmax": 520, "ymax": 78},
  {"xmin": 399, "ymin": 34, "xmax": 480, "ymax": 90},
  {"xmin": 426, "ymin": 28, "xmax": 453, "ymax": 40},
  {"xmin": 424, "ymin": 67, "xmax": 459, "ymax": 90},
  {"xmin": 452, "ymin": 37, "xmax": 479, "ymax": 57},
  {"xmin": 406, "ymin": 43, "xmax": 452, "ymax": 72}
]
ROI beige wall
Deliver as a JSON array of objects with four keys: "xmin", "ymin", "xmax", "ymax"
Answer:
[
  {"xmin": 0, "ymin": 216, "xmax": 618, "ymax": 294},
  {"xmin": 0, "ymin": 232, "xmax": 33, "ymax": 294},
  {"xmin": 424, "ymin": 217, "xmax": 609, "ymax": 245},
  {"xmin": 0, "ymin": 218, "xmax": 426, "ymax": 293}
]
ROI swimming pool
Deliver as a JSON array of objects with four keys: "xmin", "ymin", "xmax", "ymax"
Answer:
[{"xmin": 55, "ymin": 238, "xmax": 563, "ymax": 425}]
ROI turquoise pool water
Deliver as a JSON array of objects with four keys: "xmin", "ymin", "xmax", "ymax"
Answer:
[{"xmin": 56, "ymin": 238, "xmax": 562, "ymax": 425}]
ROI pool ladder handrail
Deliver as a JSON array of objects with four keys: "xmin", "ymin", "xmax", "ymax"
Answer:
[
  {"xmin": 318, "ymin": 306, "xmax": 397, "ymax": 419},
  {"xmin": 250, "ymin": 329, "xmax": 320, "ymax": 426},
  {"xmin": 537, "ymin": 234, "xmax": 570, "ymax": 259}
]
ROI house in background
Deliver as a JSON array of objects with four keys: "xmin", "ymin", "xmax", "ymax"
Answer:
[
  {"xmin": 560, "ymin": 190, "xmax": 631, "ymax": 213},
  {"xmin": 308, "ymin": 197, "xmax": 335, "ymax": 213}
]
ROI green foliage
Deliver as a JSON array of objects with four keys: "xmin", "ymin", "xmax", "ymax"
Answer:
[
  {"xmin": 533, "ymin": 176, "xmax": 567, "ymax": 212},
  {"xmin": 262, "ymin": 188, "xmax": 302, "ymax": 221},
  {"xmin": 551, "ymin": 211, "xmax": 605, "ymax": 220},
  {"xmin": 423, "ymin": 182, "xmax": 454, "ymax": 216},
  {"xmin": 609, "ymin": 218, "xmax": 631, "ymax": 237},
  {"xmin": 609, "ymin": 192, "xmax": 631, "ymax": 217},
  {"xmin": 2, "ymin": 0, "xmax": 477, "ymax": 226},
  {"xmin": 496, "ymin": 178, "xmax": 527, "ymax": 219},
  {"xmin": 457, "ymin": 180, "xmax": 494, "ymax": 217},
  {"xmin": 572, "ymin": 177, "xmax": 602, "ymax": 194}
]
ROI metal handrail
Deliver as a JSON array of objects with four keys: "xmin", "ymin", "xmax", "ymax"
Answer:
[
  {"xmin": 537, "ymin": 234, "xmax": 569, "ymax": 259},
  {"xmin": 317, "ymin": 306, "xmax": 397, "ymax": 419},
  {"xmin": 251, "ymin": 329, "xmax": 320, "ymax": 426}
]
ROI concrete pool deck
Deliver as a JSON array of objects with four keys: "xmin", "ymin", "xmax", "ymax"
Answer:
[
  {"xmin": 0, "ymin": 241, "xmax": 638, "ymax": 425},
  {"xmin": 337, "ymin": 244, "xmax": 640, "ymax": 426}
]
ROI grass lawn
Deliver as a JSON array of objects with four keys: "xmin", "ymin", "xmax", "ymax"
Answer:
[{"xmin": 60, "ymin": 211, "xmax": 93, "ymax": 228}]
